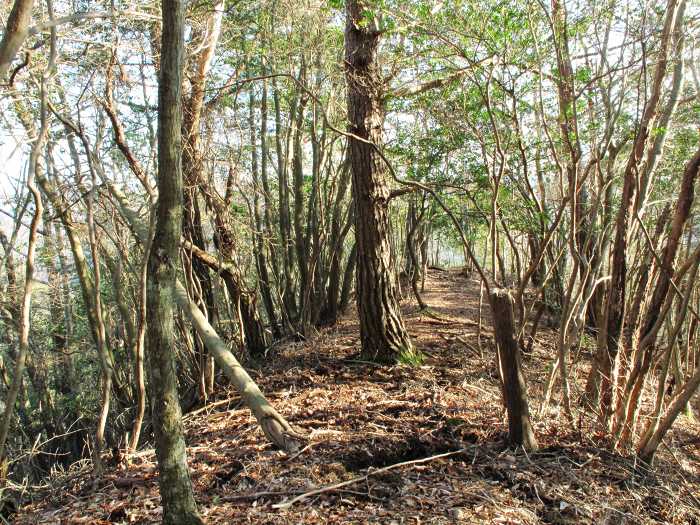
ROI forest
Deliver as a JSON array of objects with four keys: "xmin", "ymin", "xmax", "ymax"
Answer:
[{"xmin": 0, "ymin": 0, "xmax": 699, "ymax": 522}]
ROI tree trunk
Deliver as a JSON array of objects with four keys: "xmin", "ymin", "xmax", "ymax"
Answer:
[
  {"xmin": 339, "ymin": 243, "xmax": 358, "ymax": 314},
  {"xmin": 489, "ymin": 289, "xmax": 538, "ymax": 451},
  {"xmin": 180, "ymin": 1, "xmax": 224, "ymax": 400},
  {"xmin": 273, "ymin": 79, "xmax": 297, "ymax": 323},
  {"xmin": 147, "ymin": 0, "xmax": 203, "ymax": 521},
  {"xmin": 406, "ymin": 198, "xmax": 428, "ymax": 310},
  {"xmin": 0, "ymin": 0, "xmax": 34, "ymax": 80},
  {"xmin": 589, "ymin": 0, "xmax": 681, "ymax": 421},
  {"xmin": 613, "ymin": 143, "xmax": 700, "ymax": 445},
  {"xmin": 249, "ymin": 92, "xmax": 279, "ymax": 336},
  {"xmin": 321, "ymin": 171, "xmax": 353, "ymax": 325},
  {"xmin": 637, "ymin": 362, "xmax": 700, "ymax": 464},
  {"xmin": 0, "ymin": 107, "xmax": 44, "ymax": 464},
  {"xmin": 345, "ymin": 0, "xmax": 414, "ymax": 363}
]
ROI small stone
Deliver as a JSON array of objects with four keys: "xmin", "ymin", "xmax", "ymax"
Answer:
[{"xmin": 449, "ymin": 507, "xmax": 467, "ymax": 521}]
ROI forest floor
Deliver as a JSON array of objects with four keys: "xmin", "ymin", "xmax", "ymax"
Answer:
[{"xmin": 11, "ymin": 269, "xmax": 700, "ymax": 524}]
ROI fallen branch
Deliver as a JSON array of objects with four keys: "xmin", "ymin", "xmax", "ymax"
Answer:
[
  {"xmin": 447, "ymin": 334, "xmax": 482, "ymax": 359},
  {"xmin": 271, "ymin": 447, "xmax": 472, "ymax": 510},
  {"xmin": 101, "ymin": 179, "xmax": 305, "ymax": 453},
  {"xmin": 220, "ymin": 489, "xmax": 305, "ymax": 502},
  {"xmin": 182, "ymin": 397, "xmax": 242, "ymax": 420}
]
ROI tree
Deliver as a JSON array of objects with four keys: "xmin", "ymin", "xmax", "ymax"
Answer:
[
  {"xmin": 0, "ymin": 0, "xmax": 52, "ymax": 468},
  {"xmin": 344, "ymin": 0, "xmax": 415, "ymax": 363},
  {"xmin": 490, "ymin": 289, "xmax": 538, "ymax": 451},
  {"xmin": 0, "ymin": 74, "xmax": 45, "ymax": 468},
  {"xmin": 146, "ymin": 0, "xmax": 203, "ymax": 521},
  {"xmin": 588, "ymin": 0, "xmax": 682, "ymax": 425}
]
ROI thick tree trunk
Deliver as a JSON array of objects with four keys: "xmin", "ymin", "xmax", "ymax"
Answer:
[
  {"xmin": 489, "ymin": 289, "xmax": 538, "ymax": 451},
  {"xmin": 345, "ymin": 0, "xmax": 414, "ymax": 363},
  {"xmin": 147, "ymin": 0, "xmax": 203, "ymax": 521}
]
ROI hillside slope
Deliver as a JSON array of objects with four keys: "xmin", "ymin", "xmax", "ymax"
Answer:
[{"xmin": 13, "ymin": 269, "xmax": 700, "ymax": 524}]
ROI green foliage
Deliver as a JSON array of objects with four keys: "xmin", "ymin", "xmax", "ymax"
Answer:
[{"xmin": 397, "ymin": 347, "xmax": 425, "ymax": 366}]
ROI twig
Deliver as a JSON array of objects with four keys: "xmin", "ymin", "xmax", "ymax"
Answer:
[
  {"xmin": 284, "ymin": 443, "xmax": 314, "ymax": 462},
  {"xmin": 343, "ymin": 359, "xmax": 384, "ymax": 367},
  {"xmin": 454, "ymin": 335, "xmax": 482, "ymax": 358},
  {"xmin": 220, "ymin": 489, "xmax": 305, "ymax": 502},
  {"xmin": 183, "ymin": 397, "xmax": 242, "ymax": 420},
  {"xmin": 423, "ymin": 318, "xmax": 459, "ymax": 326},
  {"xmin": 271, "ymin": 447, "xmax": 471, "ymax": 510}
]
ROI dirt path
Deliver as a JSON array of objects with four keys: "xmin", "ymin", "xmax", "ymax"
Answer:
[{"xmin": 14, "ymin": 269, "xmax": 700, "ymax": 524}]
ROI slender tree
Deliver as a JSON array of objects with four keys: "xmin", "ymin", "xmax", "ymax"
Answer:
[
  {"xmin": 0, "ymin": 0, "xmax": 52, "ymax": 466},
  {"xmin": 146, "ymin": 0, "xmax": 203, "ymax": 521}
]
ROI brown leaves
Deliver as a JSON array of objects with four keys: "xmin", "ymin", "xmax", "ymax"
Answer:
[{"xmin": 12, "ymin": 269, "xmax": 700, "ymax": 524}]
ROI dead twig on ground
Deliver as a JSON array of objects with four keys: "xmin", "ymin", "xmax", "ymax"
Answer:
[{"xmin": 271, "ymin": 447, "xmax": 474, "ymax": 510}]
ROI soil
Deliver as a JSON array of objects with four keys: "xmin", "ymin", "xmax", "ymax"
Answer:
[{"xmin": 11, "ymin": 269, "xmax": 700, "ymax": 524}]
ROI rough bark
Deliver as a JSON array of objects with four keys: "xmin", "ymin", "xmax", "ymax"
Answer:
[
  {"xmin": 345, "ymin": 0, "xmax": 414, "ymax": 363},
  {"xmin": 147, "ymin": 0, "xmax": 203, "ymax": 521},
  {"xmin": 489, "ymin": 289, "xmax": 538, "ymax": 451}
]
